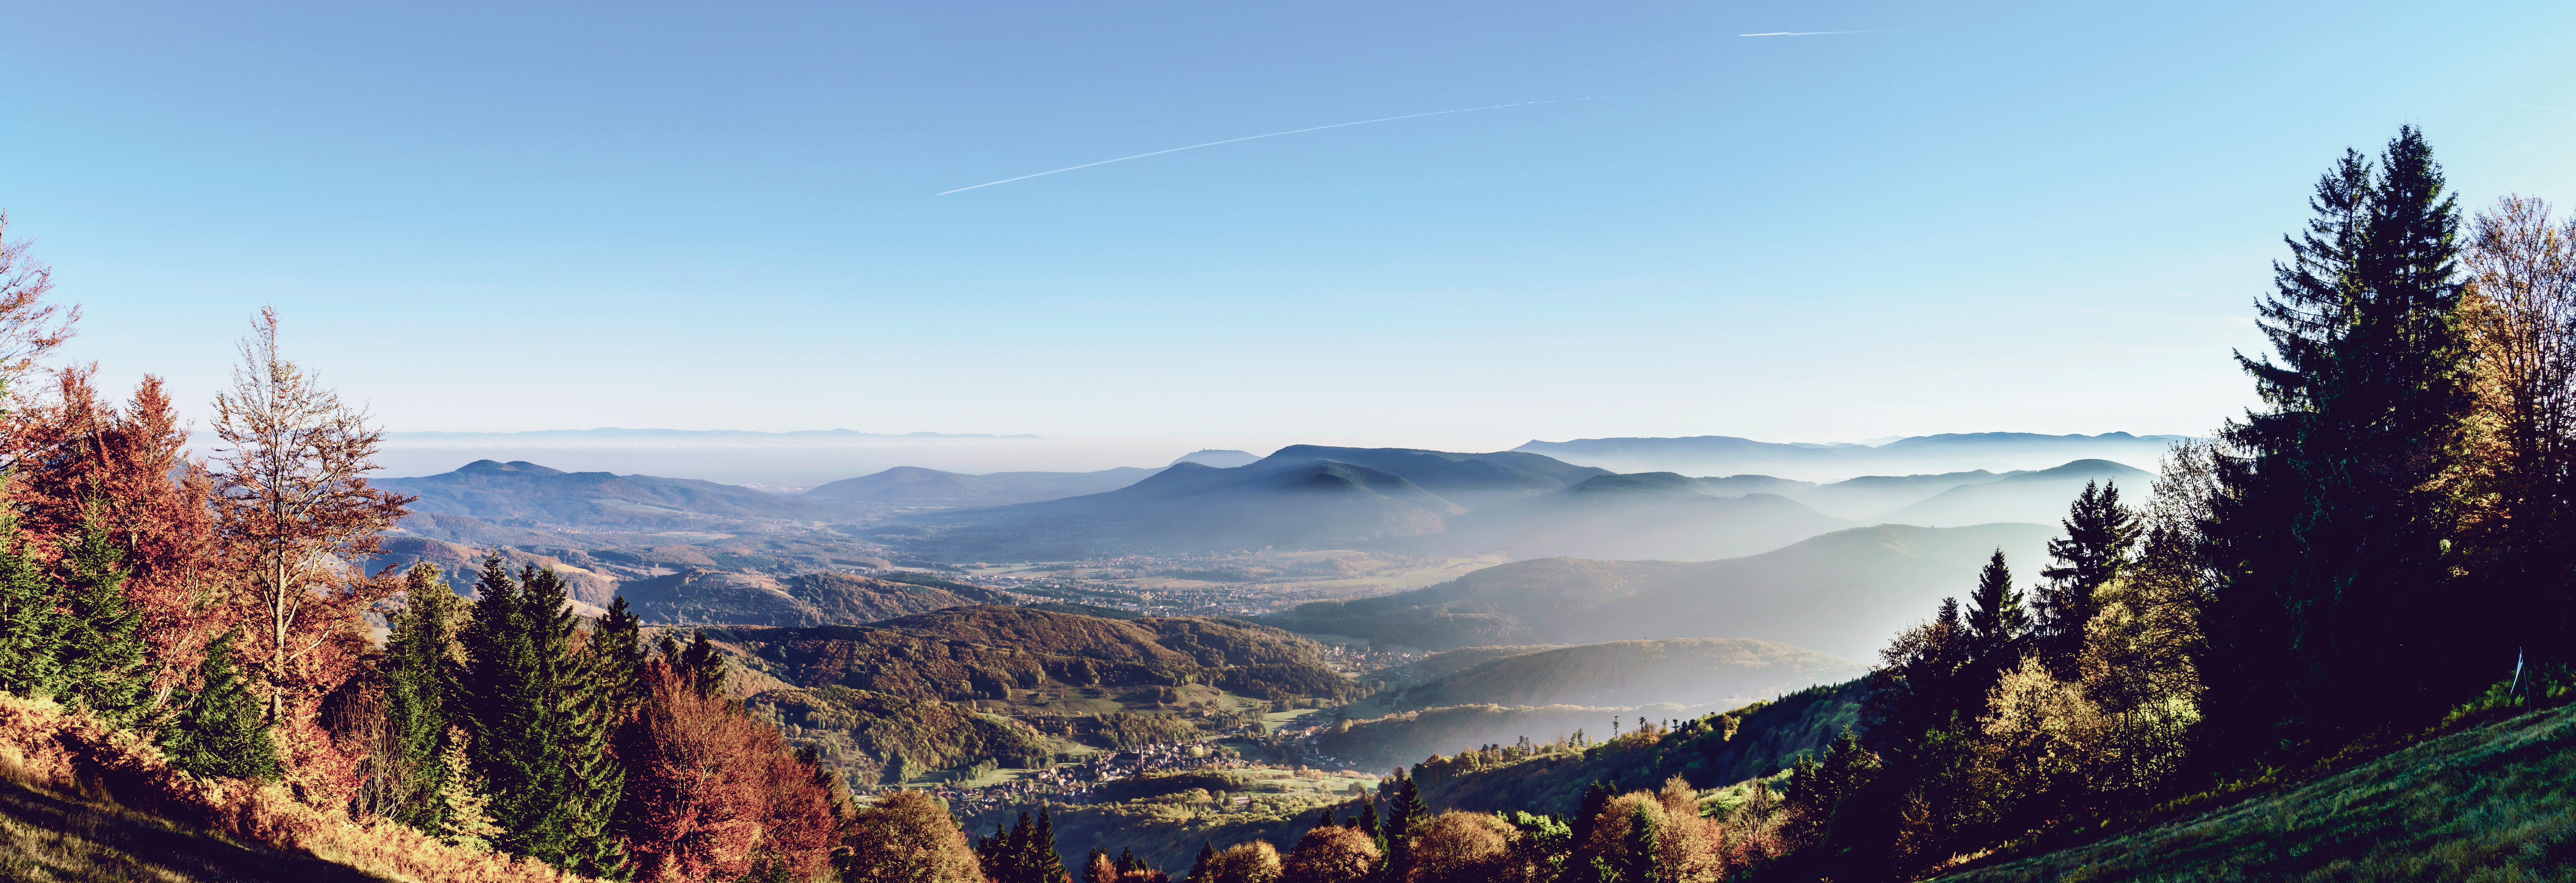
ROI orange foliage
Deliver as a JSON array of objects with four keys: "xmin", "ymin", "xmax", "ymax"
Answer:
[
  {"xmin": 0, "ymin": 368, "xmax": 231, "ymax": 689},
  {"xmin": 1281, "ymin": 824, "xmax": 1378, "ymax": 883},
  {"xmin": 0, "ymin": 692, "xmax": 574, "ymax": 881},
  {"xmin": 840, "ymin": 790, "xmax": 984, "ymax": 883},
  {"xmin": 1407, "ymin": 812, "xmax": 1514, "ymax": 883},
  {"xmin": 619, "ymin": 660, "xmax": 837, "ymax": 882}
]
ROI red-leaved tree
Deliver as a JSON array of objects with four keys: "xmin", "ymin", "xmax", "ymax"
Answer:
[
  {"xmin": 2, "ymin": 367, "xmax": 232, "ymax": 695},
  {"xmin": 618, "ymin": 659, "xmax": 838, "ymax": 882}
]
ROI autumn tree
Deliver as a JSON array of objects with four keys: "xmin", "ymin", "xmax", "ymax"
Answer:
[
  {"xmin": 2458, "ymin": 195, "xmax": 2576, "ymax": 671},
  {"xmin": 208, "ymin": 307, "xmax": 411, "ymax": 804},
  {"xmin": 0, "ymin": 211, "xmax": 79, "ymax": 381},
  {"xmin": 1408, "ymin": 812, "xmax": 1515, "ymax": 883},
  {"xmin": 1281, "ymin": 824, "xmax": 1378, "ymax": 883},
  {"xmin": 840, "ymin": 790, "xmax": 985, "ymax": 883},
  {"xmin": 1201, "ymin": 841, "xmax": 1282, "ymax": 883},
  {"xmin": 3, "ymin": 369, "xmax": 229, "ymax": 694},
  {"xmin": 617, "ymin": 655, "xmax": 837, "ymax": 882}
]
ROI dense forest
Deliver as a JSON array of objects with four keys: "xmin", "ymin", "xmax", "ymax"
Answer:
[{"xmin": 2, "ymin": 124, "xmax": 2575, "ymax": 882}]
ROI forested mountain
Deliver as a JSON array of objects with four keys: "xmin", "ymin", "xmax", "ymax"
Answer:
[
  {"xmin": 614, "ymin": 570, "xmax": 1011, "ymax": 627},
  {"xmin": 1781, "ymin": 469, "xmax": 2009, "ymax": 519},
  {"xmin": 803, "ymin": 464, "xmax": 1164, "ymax": 507},
  {"xmin": 1424, "ymin": 477, "xmax": 1855, "ymax": 561},
  {"xmin": 381, "ymin": 459, "xmax": 866, "ymax": 526},
  {"xmin": 1266, "ymin": 522, "xmax": 2053, "ymax": 658},
  {"xmin": 1514, "ymin": 431, "xmax": 2188, "ymax": 479},
  {"xmin": 1385, "ymin": 638, "xmax": 1864, "ymax": 712}
]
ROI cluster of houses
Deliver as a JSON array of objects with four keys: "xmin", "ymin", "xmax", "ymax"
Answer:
[{"xmin": 928, "ymin": 738, "xmax": 1248, "ymax": 813}]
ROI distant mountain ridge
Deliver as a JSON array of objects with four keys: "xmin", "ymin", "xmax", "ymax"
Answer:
[
  {"xmin": 380, "ymin": 459, "xmax": 864, "ymax": 526},
  {"xmin": 1266, "ymin": 522, "xmax": 2054, "ymax": 658},
  {"xmin": 804, "ymin": 465, "xmax": 1163, "ymax": 507},
  {"xmin": 1515, "ymin": 431, "xmax": 2189, "ymax": 481},
  {"xmin": 1388, "ymin": 638, "xmax": 1865, "ymax": 711}
]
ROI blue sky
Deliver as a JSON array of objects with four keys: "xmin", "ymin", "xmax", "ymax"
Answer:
[{"xmin": 6, "ymin": 0, "xmax": 2573, "ymax": 458}]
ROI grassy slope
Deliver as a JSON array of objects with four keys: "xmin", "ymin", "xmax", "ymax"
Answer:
[
  {"xmin": 0, "ymin": 778, "xmax": 391, "ymax": 883},
  {"xmin": 1942, "ymin": 703, "xmax": 2576, "ymax": 882}
]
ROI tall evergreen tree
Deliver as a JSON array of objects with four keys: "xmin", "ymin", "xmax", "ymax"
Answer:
[
  {"xmin": 380, "ymin": 563, "xmax": 461, "ymax": 832},
  {"xmin": 0, "ymin": 515, "xmax": 64, "ymax": 699},
  {"xmin": 51, "ymin": 510, "xmax": 150, "ymax": 720},
  {"xmin": 2034, "ymin": 481, "xmax": 2138, "ymax": 674},
  {"xmin": 1621, "ymin": 801, "xmax": 1660, "ymax": 883},
  {"xmin": 158, "ymin": 629, "xmax": 283, "ymax": 780},
  {"xmin": 1189, "ymin": 840, "xmax": 1215, "ymax": 882},
  {"xmin": 1962, "ymin": 549, "xmax": 2028, "ymax": 673},
  {"xmin": 457, "ymin": 556, "xmax": 626, "ymax": 873},
  {"xmin": 2207, "ymin": 126, "xmax": 2478, "ymax": 767}
]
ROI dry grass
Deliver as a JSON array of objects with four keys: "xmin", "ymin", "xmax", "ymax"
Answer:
[
  {"xmin": 1939, "ymin": 703, "xmax": 2576, "ymax": 882},
  {"xmin": 0, "ymin": 694, "xmax": 582, "ymax": 883}
]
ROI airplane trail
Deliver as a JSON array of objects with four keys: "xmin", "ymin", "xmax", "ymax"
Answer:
[
  {"xmin": 1738, "ymin": 31, "xmax": 1871, "ymax": 36},
  {"xmin": 936, "ymin": 98, "xmax": 1596, "ymax": 195}
]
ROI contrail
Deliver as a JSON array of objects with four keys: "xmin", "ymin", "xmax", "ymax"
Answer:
[
  {"xmin": 936, "ymin": 98, "xmax": 1597, "ymax": 195},
  {"xmin": 1738, "ymin": 31, "xmax": 1872, "ymax": 36}
]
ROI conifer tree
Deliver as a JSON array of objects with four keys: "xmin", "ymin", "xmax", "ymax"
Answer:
[
  {"xmin": 2209, "ymin": 126, "xmax": 2478, "ymax": 763},
  {"xmin": 2034, "ymin": 481, "xmax": 2137, "ymax": 674},
  {"xmin": 1572, "ymin": 780, "xmax": 1611, "ymax": 862},
  {"xmin": 159, "ymin": 630, "xmax": 283, "ymax": 780},
  {"xmin": 1963, "ymin": 549, "xmax": 2027, "ymax": 673},
  {"xmin": 457, "ymin": 556, "xmax": 625, "ymax": 872},
  {"xmin": 380, "ymin": 563, "xmax": 460, "ymax": 832},
  {"xmin": 1387, "ymin": 774, "xmax": 1428, "ymax": 879},
  {"xmin": 1620, "ymin": 802, "xmax": 1660, "ymax": 883},
  {"xmin": 52, "ymin": 511, "xmax": 150, "ymax": 720},
  {"xmin": 1190, "ymin": 840, "xmax": 1216, "ymax": 882},
  {"xmin": 0, "ymin": 515, "xmax": 64, "ymax": 698}
]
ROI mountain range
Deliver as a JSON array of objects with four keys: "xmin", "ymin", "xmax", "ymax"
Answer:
[
  {"xmin": 1514, "ymin": 431, "xmax": 2190, "ymax": 481},
  {"xmin": 1385, "ymin": 638, "xmax": 1865, "ymax": 711},
  {"xmin": 1263, "ymin": 522, "xmax": 2055, "ymax": 659}
]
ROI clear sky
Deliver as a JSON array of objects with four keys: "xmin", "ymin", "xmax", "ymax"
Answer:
[{"xmin": 6, "ymin": 0, "xmax": 2573, "ymax": 457}]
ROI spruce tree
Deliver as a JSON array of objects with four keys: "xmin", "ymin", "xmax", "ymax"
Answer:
[
  {"xmin": 1573, "ymin": 779, "xmax": 1611, "ymax": 855},
  {"xmin": 1189, "ymin": 840, "xmax": 1215, "ymax": 882},
  {"xmin": 2209, "ymin": 126, "xmax": 2478, "ymax": 765},
  {"xmin": 159, "ymin": 630, "xmax": 283, "ymax": 780},
  {"xmin": 382, "ymin": 563, "xmax": 461, "ymax": 832},
  {"xmin": 2034, "ymin": 481, "xmax": 2137, "ymax": 675},
  {"xmin": 0, "ymin": 516, "xmax": 64, "ymax": 699},
  {"xmin": 1621, "ymin": 801, "xmax": 1660, "ymax": 883},
  {"xmin": 1962, "ymin": 549, "xmax": 2027, "ymax": 672},
  {"xmin": 1029, "ymin": 808, "xmax": 1062, "ymax": 883},
  {"xmin": 679, "ymin": 629, "xmax": 726, "ymax": 699},
  {"xmin": 457, "ymin": 556, "xmax": 626, "ymax": 872},
  {"xmin": 52, "ymin": 512, "xmax": 149, "ymax": 719},
  {"xmin": 1387, "ymin": 774, "xmax": 1427, "ymax": 879}
]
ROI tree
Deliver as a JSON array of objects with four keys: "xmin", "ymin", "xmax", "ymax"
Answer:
[
  {"xmin": 158, "ymin": 629, "xmax": 283, "ymax": 781},
  {"xmin": 1191, "ymin": 841, "xmax": 1218, "ymax": 882},
  {"xmin": 2, "ymin": 369, "xmax": 230, "ymax": 695},
  {"xmin": 1963, "ymin": 549, "xmax": 2028, "ymax": 675},
  {"xmin": 459, "ymin": 557, "xmax": 624, "ymax": 873},
  {"xmin": 51, "ymin": 509, "xmax": 151, "ymax": 720},
  {"xmin": 0, "ymin": 515, "xmax": 64, "ymax": 699},
  {"xmin": 0, "ymin": 212, "xmax": 79, "ymax": 380},
  {"xmin": 841, "ymin": 790, "xmax": 985, "ymax": 883},
  {"xmin": 2207, "ymin": 126, "xmax": 2480, "ymax": 765},
  {"xmin": 1409, "ymin": 812, "xmax": 1515, "ymax": 883},
  {"xmin": 1202, "ymin": 842, "xmax": 1282, "ymax": 883},
  {"xmin": 2034, "ymin": 481, "xmax": 2137, "ymax": 675},
  {"xmin": 363, "ymin": 563, "xmax": 462, "ymax": 832},
  {"xmin": 1281, "ymin": 824, "xmax": 1378, "ymax": 883},
  {"xmin": 619, "ymin": 656, "xmax": 836, "ymax": 881},
  {"xmin": 1387, "ymin": 773, "xmax": 1429, "ymax": 876},
  {"xmin": 209, "ymin": 308, "xmax": 411, "ymax": 803},
  {"xmin": 2458, "ymin": 195, "xmax": 2576, "ymax": 673}
]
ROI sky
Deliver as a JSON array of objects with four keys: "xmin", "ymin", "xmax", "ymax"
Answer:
[{"xmin": 6, "ymin": 0, "xmax": 2575, "ymax": 474}]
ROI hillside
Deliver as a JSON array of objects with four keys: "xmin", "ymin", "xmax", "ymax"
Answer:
[
  {"xmin": 1390, "ymin": 638, "xmax": 1864, "ymax": 711},
  {"xmin": 1940, "ymin": 702, "xmax": 2576, "ymax": 881},
  {"xmin": 804, "ymin": 464, "xmax": 1162, "ymax": 507},
  {"xmin": 1879, "ymin": 458, "xmax": 2154, "ymax": 526},
  {"xmin": 1265, "ymin": 522, "xmax": 2054, "ymax": 659},
  {"xmin": 1429, "ymin": 478, "xmax": 1855, "ymax": 561},
  {"xmin": 1514, "ymin": 432, "xmax": 2189, "ymax": 480},
  {"xmin": 1787, "ymin": 470, "xmax": 2010, "ymax": 520},
  {"xmin": 380, "ymin": 459, "xmax": 864, "ymax": 527},
  {"xmin": 614, "ymin": 569, "xmax": 1008, "ymax": 626}
]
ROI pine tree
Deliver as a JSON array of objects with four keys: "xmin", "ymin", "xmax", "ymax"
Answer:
[
  {"xmin": 2034, "ymin": 480, "xmax": 2137, "ymax": 674},
  {"xmin": 1621, "ymin": 801, "xmax": 1660, "ymax": 883},
  {"xmin": 0, "ymin": 515, "xmax": 64, "ymax": 699},
  {"xmin": 1962, "ymin": 549, "xmax": 2027, "ymax": 672},
  {"xmin": 158, "ymin": 630, "xmax": 283, "ymax": 780},
  {"xmin": 381, "ymin": 563, "xmax": 460, "ymax": 832},
  {"xmin": 1189, "ymin": 840, "xmax": 1215, "ymax": 882},
  {"xmin": 2208, "ymin": 126, "xmax": 2479, "ymax": 766},
  {"xmin": 595, "ymin": 595, "xmax": 648, "ymax": 714},
  {"xmin": 1573, "ymin": 779, "xmax": 1611, "ymax": 856},
  {"xmin": 1355, "ymin": 794, "xmax": 1381, "ymax": 853},
  {"xmin": 1028, "ymin": 808, "xmax": 1063, "ymax": 883},
  {"xmin": 679, "ymin": 629, "xmax": 726, "ymax": 699},
  {"xmin": 457, "ymin": 556, "xmax": 625, "ymax": 872},
  {"xmin": 560, "ymin": 603, "xmax": 632, "ymax": 881},
  {"xmin": 51, "ymin": 511, "xmax": 150, "ymax": 720},
  {"xmin": 1387, "ymin": 774, "xmax": 1428, "ymax": 879}
]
